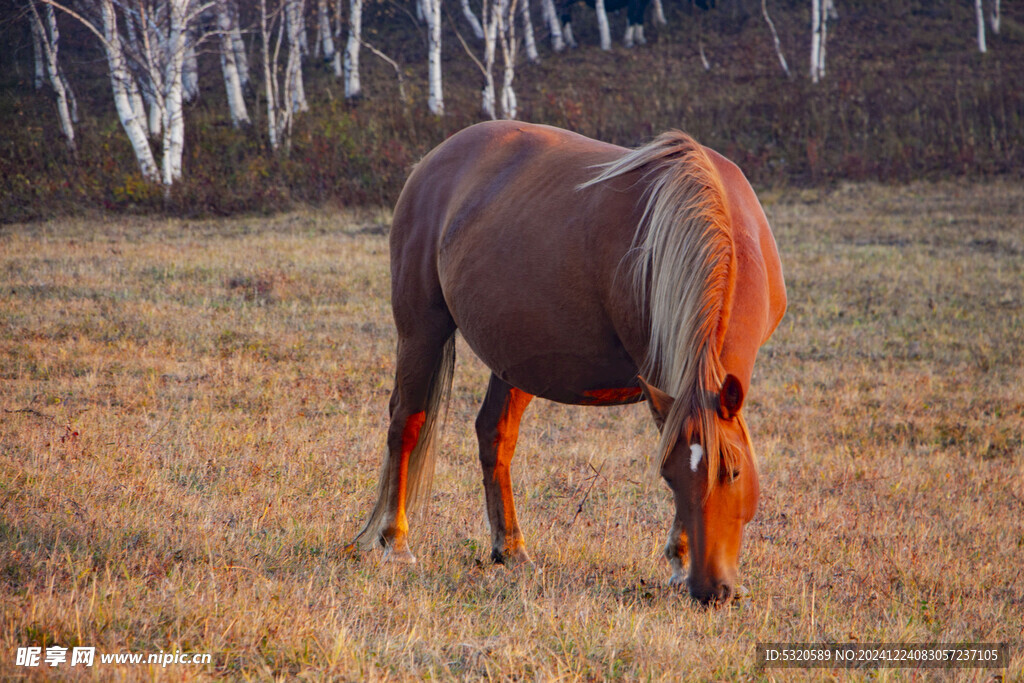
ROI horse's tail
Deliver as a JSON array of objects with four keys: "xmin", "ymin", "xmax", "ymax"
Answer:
[{"xmin": 351, "ymin": 332, "xmax": 456, "ymax": 550}]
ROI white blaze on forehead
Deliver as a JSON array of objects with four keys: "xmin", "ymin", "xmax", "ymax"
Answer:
[{"xmin": 689, "ymin": 444, "xmax": 704, "ymax": 472}]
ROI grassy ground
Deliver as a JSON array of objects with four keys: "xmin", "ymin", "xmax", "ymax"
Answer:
[{"xmin": 1, "ymin": 181, "xmax": 1022, "ymax": 680}]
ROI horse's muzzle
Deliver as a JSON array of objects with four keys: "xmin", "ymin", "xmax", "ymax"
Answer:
[{"xmin": 688, "ymin": 577, "xmax": 735, "ymax": 606}]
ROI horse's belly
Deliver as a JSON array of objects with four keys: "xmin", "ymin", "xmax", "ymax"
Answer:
[{"xmin": 447, "ymin": 286, "xmax": 641, "ymax": 405}]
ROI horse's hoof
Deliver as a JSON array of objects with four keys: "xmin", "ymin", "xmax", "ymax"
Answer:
[
  {"xmin": 492, "ymin": 547, "xmax": 535, "ymax": 569},
  {"xmin": 384, "ymin": 547, "xmax": 417, "ymax": 565}
]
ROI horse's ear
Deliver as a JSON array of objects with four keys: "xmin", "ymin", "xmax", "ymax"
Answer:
[
  {"xmin": 638, "ymin": 376, "xmax": 674, "ymax": 431},
  {"xmin": 718, "ymin": 374, "xmax": 745, "ymax": 419}
]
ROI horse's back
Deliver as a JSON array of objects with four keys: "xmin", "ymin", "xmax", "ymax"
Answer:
[{"xmin": 391, "ymin": 122, "xmax": 647, "ymax": 402}]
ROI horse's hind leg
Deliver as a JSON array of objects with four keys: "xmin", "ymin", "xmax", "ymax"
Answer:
[
  {"xmin": 475, "ymin": 374, "xmax": 534, "ymax": 566},
  {"xmin": 354, "ymin": 317, "xmax": 456, "ymax": 563}
]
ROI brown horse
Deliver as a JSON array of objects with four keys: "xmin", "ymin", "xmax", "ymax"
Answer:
[{"xmin": 351, "ymin": 121, "xmax": 786, "ymax": 604}]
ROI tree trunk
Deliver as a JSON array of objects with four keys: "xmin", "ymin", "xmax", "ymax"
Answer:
[
  {"xmin": 975, "ymin": 0, "xmax": 987, "ymax": 53},
  {"xmin": 181, "ymin": 31, "xmax": 199, "ymax": 103},
  {"xmin": 460, "ymin": 0, "xmax": 485, "ymax": 39},
  {"xmin": 344, "ymin": 0, "xmax": 362, "ymax": 98},
  {"xmin": 286, "ymin": 0, "xmax": 309, "ymax": 111},
  {"xmin": 229, "ymin": 1, "xmax": 250, "ymax": 87},
  {"xmin": 539, "ymin": 0, "xmax": 563, "ymax": 51},
  {"xmin": 519, "ymin": 0, "xmax": 537, "ymax": 63},
  {"xmin": 595, "ymin": 0, "xmax": 611, "ymax": 51},
  {"xmin": 481, "ymin": 0, "xmax": 497, "ymax": 118},
  {"xmin": 761, "ymin": 0, "xmax": 790, "ymax": 78},
  {"xmin": 260, "ymin": 0, "xmax": 279, "ymax": 151},
  {"xmin": 30, "ymin": 11, "xmax": 45, "ymax": 90},
  {"xmin": 809, "ymin": 0, "xmax": 823, "ymax": 82},
  {"xmin": 217, "ymin": 0, "xmax": 250, "ymax": 126},
  {"xmin": 161, "ymin": 0, "xmax": 188, "ymax": 188},
  {"xmin": 425, "ymin": 0, "xmax": 443, "ymax": 114},
  {"xmin": 28, "ymin": 1, "xmax": 76, "ymax": 154},
  {"xmin": 100, "ymin": 0, "xmax": 160, "ymax": 182},
  {"xmin": 652, "ymin": 0, "xmax": 666, "ymax": 25},
  {"xmin": 499, "ymin": 0, "xmax": 518, "ymax": 117},
  {"xmin": 317, "ymin": 0, "xmax": 338, "ymax": 67}
]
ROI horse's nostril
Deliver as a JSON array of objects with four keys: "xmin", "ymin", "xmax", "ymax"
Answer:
[{"xmin": 717, "ymin": 583, "xmax": 733, "ymax": 603}]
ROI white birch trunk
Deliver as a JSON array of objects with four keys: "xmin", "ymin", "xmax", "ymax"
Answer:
[
  {"xmin": 481, "ymin": 0, "xmax": 497, "ymax": 118},
  {"xmin": 519, "ymin": 0, "xmax": 537, "ymax": 63},
  {"xmin": 344, "ymin": 0, "xmax": 363, "ymax": 98},
  {"xmin": 331, "ymin": 0, "xmax": 343, "ymax": 76},
  {"xmin": 217, "ymin": 0, "xmax": 250, "ymax": 126},
  {"xmin": 761, "ymin": 0, "xmax": 790, "ymax": 78},
  {"xmin": 161, "ymin": 0, "xmax": 188, "ymax": 187},
  {"xmin": 460, "ymin": 0, "xmax": 486, "ymax": 39},
  {"xmin": 317, "ymin": 0, "xmax": 337, "ymax": 65},
  {"xmin": 652, "ymin": 0, "xmax": 666, "ymax": 25},
  {"xmin": 30, "ymin": 12, "xmax": 45, "ymax": 90},
  {"xmin": 100, "ymin": 0, "xmax": 160, "ymax": 182},
  {"xmin": 229, "ymin": 1, "xmax": 250, "ymax": 87},
  {"xmin": 286, "ymin": 0, "xmax": 309, "ymax": 111},
  {"xmin": 60, "ymin": 68, "xmax": 79, "ymax": 123},
  {"xmin": 286, "ymin": 0, "xmax": 309, "ymax": 55},
  {"xmin": 810, "ymin": 0, "xmax": 823, "ymax": 83},
  {"xmin": 499, "ymin": 0, "xmax": 517, "ymax": 118},
  {"xmin": 28, "ymin": 2, "xmax": 76, "ymax": 153},
  {"xmin": 975, "ymin": 0, "xmax": 987, "ymax": 53},
  {"xmin": 182, "ymin": 33, "xmax": 199, "ymax": 102},
  {"xmin": 260, "ymin": 0, "xmax": 279, "ymax": 151},
  {"xmin": 123, "ymin": 6, "xmax": 162, "ymax": 139},
  {"xmin": 539, "ymin": 0, "xmax": 563, "ymax": 51},
  {"xmin": 594, "ymin": 0, "xmax": 611, "ymax": 51},
  {"xmin": 143, "ymin": 84, "xmax": 162, "ymax": 139},
  {"xmin": 425, "ymin": 0, "xmax": 444, "ymax": 115},
  {"xmin": 990, "ymin": 0, "xmax": 1000, "ymax": 34}
]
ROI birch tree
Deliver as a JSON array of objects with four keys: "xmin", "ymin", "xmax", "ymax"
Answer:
[
  {"xmin": 519, "ymin": 0, "xmax": 537, "ymax": 63},
  {"xmin": 539, "ymin": 0, "xmax": 563, "ymax": 51},
  {"xmin": 651, "ymin": 0, "xmax": 666, "ymax": 26},
  {"xmin": 809, "ymin": 0, "xmax": 827, "ymax": 83},
  {"xmin": 99, "ymin": 0, "xmax": 160, "ymax": 182},
  {"xmin": 761, "ymin": 0, "xmax": 790, "ymax": 78},
  {"xmin": 460, "ymin": 0, "xmax": 485, "ymax": 39},
  {"xmin": 285, "ymin": 0, "xmax": 308, "ymax": 111},
  {"xmin": 316, "ymin": 0, "xmax": 340, "ymax": 73},
  {"xmin": 227, "ymin": 0, "xmax": 250, "ymax": 87},
  {"xmin": 990, "ymin": 0, "xmax": 1000, "ymax": 34},
  {"xmin": 344, "ymin": 0, "xmax": 362, "ymax": 98},
  {"xmin": 459, "ymin": 0, "xmax": 518, "ymax": 119},
  {"xmin": 26, "ymin": 1, "xmax": 77, "ymax": 155},
  {"xmin": 424, "ymin": 0, "xmax": 443, "ymax": 114},
  {"xmin": 260, "ymin": 0, "xmax": 306, "ymax": 152},
  {"xmin": 595, "ymin": 0, "xmax": 611, "ymax": 51},
  {"xmin": 29, "ymin": 11, "xmax": 45, "ymax": 89},
  {"xmin": 40, "ymin": 0, "xmax": 207, "ymax": 190},
  {"xmin": 216, "ymin": 0, "xmax": 249, "ymax": 126},
  {"xmin": 975, "ymin": 0, "xmax": 987, "ymax": 53}
]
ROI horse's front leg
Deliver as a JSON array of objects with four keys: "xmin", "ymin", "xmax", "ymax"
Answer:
[
  {"xmin": 476, "ymin": 374, "xmax": 534, "ymax": 566},
  {"xmin": 664, "ymin": 515, "xmax": 689, "ymax": 588}
]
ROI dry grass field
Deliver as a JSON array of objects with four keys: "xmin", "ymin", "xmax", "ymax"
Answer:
[{"xmin": 2, "ymin": 181, "xmax": 1022, "ymax": 680}]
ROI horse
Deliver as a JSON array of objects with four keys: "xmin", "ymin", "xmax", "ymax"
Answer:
[
  {"xmin": 350, "ymin": 121, "xmax": 786, "ymax": 605},
  {"xmin": 559, "ymin": 0, "xmax": 652, "ymax": 48}
]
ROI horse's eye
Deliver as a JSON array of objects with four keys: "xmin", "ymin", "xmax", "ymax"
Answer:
[{"xmin": 722, "ymin": 467, "xmax": 740, "ymax": 483}]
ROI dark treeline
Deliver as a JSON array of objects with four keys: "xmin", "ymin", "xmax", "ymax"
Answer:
[{"xmin": 0, "ymin": 0, "xmax": 1021, "ymax": 223}]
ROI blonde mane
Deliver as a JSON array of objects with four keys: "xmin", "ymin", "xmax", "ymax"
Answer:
[{"xmin": 581, "ymin": 131, "xmax": 747, "ymax": 488}]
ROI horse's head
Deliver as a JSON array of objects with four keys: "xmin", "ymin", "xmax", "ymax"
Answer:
[{"xmin": 640, "ymin": 374, "xmax": 759, "ymax": 606}]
